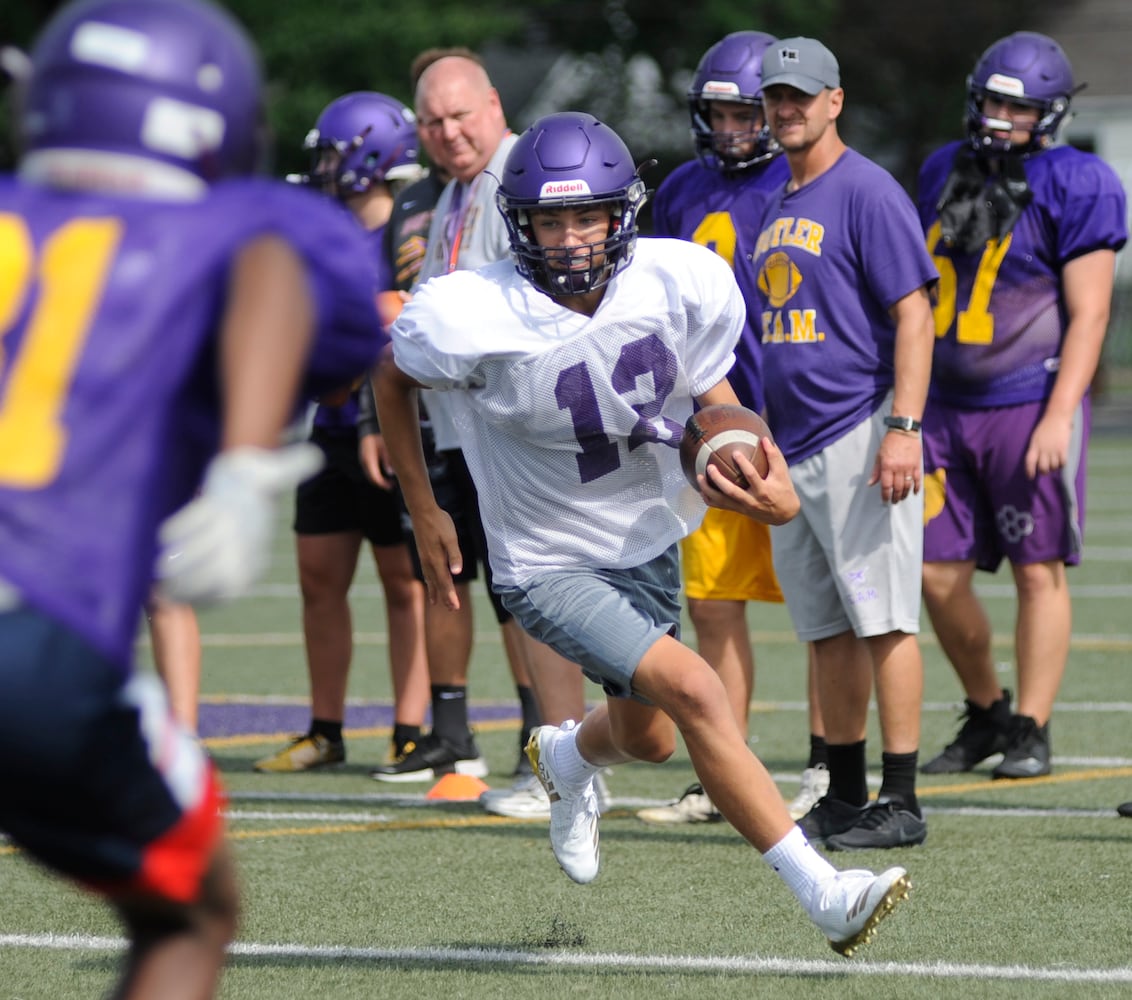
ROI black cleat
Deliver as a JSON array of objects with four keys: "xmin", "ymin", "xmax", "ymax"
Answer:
[
  {"xmin": 796, "ymin": 796, "xmax": 867, "ymax": 846},
  {"xmin": 825, "ymin": 800, "xmax": 928, "ymax": 851},
  {"xmin": 992, "ymin": 714, "xmax": 1051, "ymax": 779},
  {"xmin": 921, "ymin": 690, "xmax": 1012, "ymax": 774},
  {"xmin": 369, "ymin": 731, "xmax": 487, "ymax": 783}
]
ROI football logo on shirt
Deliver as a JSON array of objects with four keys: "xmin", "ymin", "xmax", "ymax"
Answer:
[
  {"xmin": 758, "ymin": 251, "xmax": 803, "ymax": 308},
  {"xmin": 755, "ymin": 216, "xmax": 826, "ymax": 345}
]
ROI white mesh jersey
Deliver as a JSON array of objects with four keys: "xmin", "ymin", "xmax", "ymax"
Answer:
[{"xmin": 391, "ymin": 237, "xmax": 744, "ymax": 588}]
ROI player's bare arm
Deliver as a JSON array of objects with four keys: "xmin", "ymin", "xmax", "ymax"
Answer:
[
  {"xmin": 1027, "ymin": 248, "xmax": 1116, "ymax": 478},
  {"xmin": 870, "ymin": 285, "xmax": 933, "ymax": 503},
  {"xmin": 372, "ymin": 348, "xmax": 464, "ymax": 609},
  {"xmin": 358, "ymin": 432, "xmax": 395, "ymax": 490},
  {"xmin": 221, "ymin": 235, "xmax": 315, "ymax": 449}
]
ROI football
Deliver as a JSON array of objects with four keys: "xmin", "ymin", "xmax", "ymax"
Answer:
[{"xmin": 680, "ymin": 404, "xmax": 772, "ymax": 492}]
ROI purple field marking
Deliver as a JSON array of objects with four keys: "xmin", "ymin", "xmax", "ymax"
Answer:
[{"xmin": 198, "ymin": 701, "xmax": 521, "ymax": 738}]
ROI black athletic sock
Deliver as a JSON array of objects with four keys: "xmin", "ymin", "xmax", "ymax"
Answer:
[
  {"xmin": 807, "ymin": 734, "xmax": 829, "ymax": 769},
  {"xmin": 431, "ymin": 685, "xmax": 471, "ymax": 744},
  {"xmin": 827, "ymin": 740, "xmax": 869, "ymax": 807},
  {"xmin": 879, "ymin": 750, "xmax": 920, "ymax": 815},
  {"xmin": 392, "ymin": 722, "xmax": 421, "ymax": 757},
  {"xmin": 516, "ymin": 684, "xmax": 540, "ymax": 748},
  {"xmin": 309, "ymin": 719, "xmax": 343, "ymax": 744}
]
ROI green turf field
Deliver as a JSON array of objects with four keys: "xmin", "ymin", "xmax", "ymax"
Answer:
[{"xmin": 2, "ymin": 418, "xmax": 1131, "ymax": 999}]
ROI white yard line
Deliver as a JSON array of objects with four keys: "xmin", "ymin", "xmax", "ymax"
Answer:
[{"xmin": 2, "ymin": 933, "xmax": 1130, "ymax": 983}]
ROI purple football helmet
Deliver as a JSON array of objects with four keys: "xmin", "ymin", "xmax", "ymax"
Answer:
[
  {"xmin": 966, "ymin": 31, "xmax": 1076, "ymax": 155},
  {"xmin": 17, "ymin": 0, "xmax": 265, "ymax": 195},
  {"xmin": 687, "ymin": 31, "xmax": 778, "ymax": 172},
  {"xmin": 302, "ymin": 92, "xmax": 421, "ymax": 197},
  {"xmin": 496, "ymin": 112, "xmax": 647, "ymax": 297}
]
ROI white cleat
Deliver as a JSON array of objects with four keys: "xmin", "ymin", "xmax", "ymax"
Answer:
[
  {"xmin": 482, "ymin": 769, "xmax": 611, "ymax": 820},
  {"xmin": 636, "ymin": 783, "xmax": 722, "ymax": 825},
  {"xmin": 809, "ymin": 866, "xmax": 911, "ymax": 957},
  {"xmin": 481, "ymin": 771, "xmax": 551, "ymax": 818},
  {"xmin": 788, "ymin": 765, "xmax": 831, "ymax": 821},
  {"xmin": 525, "ymin": 723, "xmax": 601, "ymax": 884}
]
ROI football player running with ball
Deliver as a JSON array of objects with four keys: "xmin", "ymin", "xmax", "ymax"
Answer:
[{"xmin": 375, "ymin": 110, "xmax": 914, "ymax": 957}]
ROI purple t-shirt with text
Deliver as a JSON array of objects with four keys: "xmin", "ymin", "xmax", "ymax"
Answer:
[{"xmin": 751, "ymin": 149, "xmax": 938, "ymax": 463}]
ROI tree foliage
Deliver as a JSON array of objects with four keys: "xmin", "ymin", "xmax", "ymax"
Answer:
[{"xmin": 3, "ymin": 0, "xmax": 1081, "ymax": 188}]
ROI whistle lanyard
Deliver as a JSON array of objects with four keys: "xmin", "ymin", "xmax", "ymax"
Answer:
[{"xmin": 445, "ymin": 175, "xmax": 482, "ymax": 274}]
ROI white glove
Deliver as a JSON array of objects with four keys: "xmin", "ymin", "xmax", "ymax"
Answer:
[{"xmin": 155, "ymin": 444, "xmax": 324, "ymax": 605}]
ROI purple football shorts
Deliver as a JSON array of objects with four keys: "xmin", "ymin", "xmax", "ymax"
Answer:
[{"xmin": 922, "ymin": 397, "xmax": 1088, "ymax": 571}]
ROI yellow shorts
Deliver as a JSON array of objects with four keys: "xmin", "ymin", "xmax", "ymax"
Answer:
[{"xmin": 680, "ymin": 507, "xmax": 784, "ymax": 603}]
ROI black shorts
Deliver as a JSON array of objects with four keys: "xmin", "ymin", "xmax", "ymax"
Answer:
[
  {"xmin": 294, "ymin": 426, "xmax": 407, "ymax": 548},
  {"xmin": 0, "ymin": 607, "xmax": 223, "ymax": 903},
  {"xmin": 404, "ymin": 440, "xmax": 510, "ymax": 625}
]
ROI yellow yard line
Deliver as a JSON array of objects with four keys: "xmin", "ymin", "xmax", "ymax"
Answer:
[
  {"xmin": 917, "ymin": 765, "xmax": 1132, "ymax": 797},
  {"xmin": 228, "ymin": 813, "xmax": 542, "ymax": 840}
]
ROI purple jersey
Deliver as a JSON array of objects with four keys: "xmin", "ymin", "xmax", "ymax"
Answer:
[
  {"xmin": 0, "ymin": 176, "xmax": 384, "ymax": 670},
  {"xmin": 651, "ymin": 155, "xmax": 790, "ymax": 413},
  {"xmin": 751, "ymin": 149, "xmax": 938, "ymax": 463},
  {"xmin": 314, "ymin": 223, "xmax": 392, "ymax": 433},
  {"xmin": 918, "ymin": 141, "xmax": 1128, "ymax": 407}
]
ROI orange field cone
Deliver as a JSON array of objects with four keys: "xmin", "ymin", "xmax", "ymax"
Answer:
[{"xmin": 425, "ymin": 773, "xmax": 490, "ymax": 801}]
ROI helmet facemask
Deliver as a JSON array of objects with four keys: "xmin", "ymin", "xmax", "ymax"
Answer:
[
  {"xmin": 689, "ymin": 96, "xmax": 777, "ymax": 173},
  {"xmin": 304, "ymin": 125, "xmax": 378, "ymax": 196},
  {"xmin": 965, "ymin": 84, "xmax": 1070, "ymax": 155},
  {"xmin": 506, "ymin": 193, "xmax": 644, "ymax": 296}
]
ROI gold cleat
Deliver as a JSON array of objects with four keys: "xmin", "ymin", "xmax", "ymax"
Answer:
[{"xmin": 829, "ymin": 871, "xmax": 911, "ymax": 957}]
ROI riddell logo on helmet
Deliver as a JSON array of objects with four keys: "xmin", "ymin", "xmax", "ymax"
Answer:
[
  {"xmin": 540, "ymin": 179, "xmax": 592, "ymax": 197},
  {"xmin": 703, "ymin": 81, "xmax": 741, "ymax": 96},
  {"xmin": 985, "ymin": 73, "xmax": 1026, "ymax": 97}
]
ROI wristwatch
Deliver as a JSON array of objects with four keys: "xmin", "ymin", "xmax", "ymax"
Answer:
[{"xmin": 883, "ymin": 415, "xmax": 922, "ymax": 433}]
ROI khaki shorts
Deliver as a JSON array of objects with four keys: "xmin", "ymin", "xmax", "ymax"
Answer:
[{"xmin": 770, "ymin": 401, "xmax": 923, "ymax": 641}]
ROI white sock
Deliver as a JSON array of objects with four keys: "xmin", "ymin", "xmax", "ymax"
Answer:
[
  {"xmin": 549, "ymin": 720, "xmax": 600, "ymax": 790},
  {"xmin": 762, "ymin": 825, "xmax": 838, "ymax": 908}
]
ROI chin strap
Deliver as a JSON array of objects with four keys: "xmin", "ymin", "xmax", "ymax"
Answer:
[{"xmin": 936, "ymin": 147, "xmax": 1032, "ymax": 255}]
